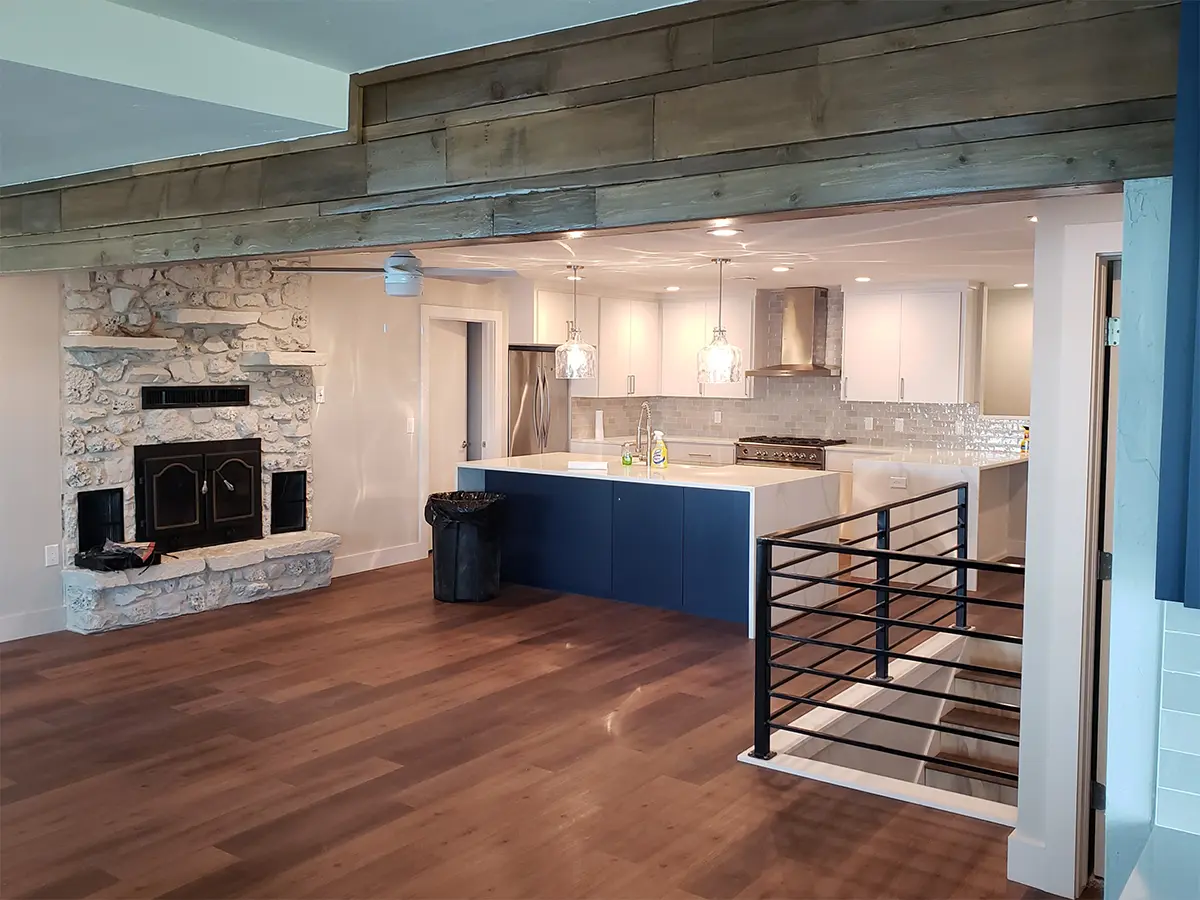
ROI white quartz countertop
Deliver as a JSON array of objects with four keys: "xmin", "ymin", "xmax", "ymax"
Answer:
[
  {"xmin": 850, "ymin": 449, "xmax": 1029, "ymax": 470},
  {"xmin": 572, "ymin": 434, "xmax": 736, "ymax": 446},
  {"xmin": 459, "ymin": 452, "xmax": 835, "ymax": 491}
]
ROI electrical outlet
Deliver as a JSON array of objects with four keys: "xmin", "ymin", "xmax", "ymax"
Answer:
[
  {"xmin": 406, "ymin": 417, "xmax": 416, "ymax": 434},
  {"xmin": 894, "ymin": 417, "xmax": 905, "ymax": 432},
  {"xmin": 890, "ymin": 476, "xmax": 908, "ymax": 490},
  {"xmin": 954, "ymin": 421, "xmax": 965, "ymax": 436},
  {"xmin": 44, "ymin": 544, "xmax": 60, "ymax": 567},
  {"xmin": 864, "ymin": 416, "xmax": 873, "ymax": 431},
  {"xmin": 713, "ymin": 410, "xmax": 722, "ymax": 424},
  {"xmin": 383, "ymin": 322, "xmax": 389, "ymax": 334},
  {"xmin": 315, "ymin": 386, "xmax": 326, "ymax": 404}
]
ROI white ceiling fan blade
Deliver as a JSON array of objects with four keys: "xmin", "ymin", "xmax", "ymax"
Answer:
[{"xmin": 423, "ymin": 267, "xmax": 520, "ymax": 284}]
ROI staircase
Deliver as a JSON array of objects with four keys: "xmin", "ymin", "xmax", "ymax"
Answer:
[{"xmin": 922, "ymin": 636, "xmax": 1021, "ymax": 805}]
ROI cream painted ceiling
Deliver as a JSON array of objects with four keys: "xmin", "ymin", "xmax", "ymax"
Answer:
[{"xmin": 326, "ymin": 199, "xmax": 1045, "ymax": 299}]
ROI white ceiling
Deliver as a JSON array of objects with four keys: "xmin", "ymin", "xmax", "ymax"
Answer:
[
  {"xmin": 110, "ymin": 0, "xmax": 694, "ymax": 73},
  {"xmin": 328, "ymin": 199, "xmax": 1045, "ymax": 299}
]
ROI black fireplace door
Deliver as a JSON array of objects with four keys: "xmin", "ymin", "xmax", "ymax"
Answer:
[
  {"xmin": 142, "ymin": 451, "xmax": 207, "ymax": 548},
  {"xmin": 207, "ymin": 451, "xmax": 260, "ymax": 537},
  {"xmin": 135, "ymin": 439, "xmax": 263, "ymax": 552}
]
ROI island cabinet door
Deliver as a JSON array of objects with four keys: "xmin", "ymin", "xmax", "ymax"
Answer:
[
  {"xmin": 682, "ymin": 489, "xmax": 751, "ymax": 624},
  {"xmin": 612, "ymin": 483, "xmax": 684, "ymax": 611},
  {"xmin": 484, "ymin": 471, "xmax": 614, "ymax": 598}
]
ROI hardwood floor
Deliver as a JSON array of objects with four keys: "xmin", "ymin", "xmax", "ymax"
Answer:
[{"xmin": 2, "ymin": 560, "xmax": 1044, "ymax": 899}]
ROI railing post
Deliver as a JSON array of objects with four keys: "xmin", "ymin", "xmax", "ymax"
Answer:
[
  {"xmin": 873, "ymin": 509, "xmax": 891, "ymax": 681},
  {"xmin": 956, "ymin": 484, "xmax": 969, "ymax": 629},
  {"xmin": 751, "ymin": 538, "xmax": 776, "ymax": 759}
]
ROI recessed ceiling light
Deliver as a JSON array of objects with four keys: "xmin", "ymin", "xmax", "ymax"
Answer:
[
  {"xmin": 855, "ymin": 276, "xmax": 872, "ymax": 283},
  {"xmin": 566, "ymin": 274, "xmax": 583, "ymax": 281},
  {"xmin": 711, "ymin": 219, "xmax": 733, "ymax": 227},
  {"xmin": 1027, "ymin": 215, "xmax": 1038, "ymax": 223},
  {"xmin": 564, "ymin": 230, "xmax": 585, "ymax": 239},
  {"xmin": 772, "ymin": 265, "xmax": 791, "ymax": 273},
  {"xmin": 664, "ymin": 285, "xmax": 680, "ymax": 292},
  {"xmin": 1013, "ymin": 283, "xmax": 1029, "ymax": 288},
  {"xmin": 708, "ymin": 228, "xmax": 742, "ymax": 237}
]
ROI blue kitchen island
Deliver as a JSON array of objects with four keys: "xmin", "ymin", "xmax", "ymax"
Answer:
[{"xmin": 457, "ymin": 453, "xmax": 840, "ymax": 634}]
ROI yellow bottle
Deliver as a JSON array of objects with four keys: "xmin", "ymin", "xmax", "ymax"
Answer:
[{"xmin": 650, "ymin": 430, "xmax": 668, "ymax": 468}]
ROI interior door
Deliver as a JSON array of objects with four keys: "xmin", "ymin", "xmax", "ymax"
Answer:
[
  {"xmin": 899, "ymin": 291, "xmax": 963, "ymax": 403},
  {"xmin": 597, "ymin": 297, "xmax": 630, "ymax": 397},
  {"xmin": 429, "ymin": 319, "xmax": 468, "ymax": 495},
  {"xmin": 660, "ymin": 300, "xmax": 706, "ymax": 397},
  {"xmin": 842, "ymin": 293, "xmax": 901, "ymax": 402}
]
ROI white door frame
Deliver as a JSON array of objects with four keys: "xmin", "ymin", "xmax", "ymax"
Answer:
[{"xmin": 418, "ymin": 304, "xmax": 505, "ymax": 550}]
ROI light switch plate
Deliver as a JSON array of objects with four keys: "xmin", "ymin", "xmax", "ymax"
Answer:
[
  {"xmin": 406, "ymin": 417, "xmax": 416, "ymax": 434},
  {"xmin": 315, "ymin": 386, "xmax": 326, "ymax": 404},
  {"xmin": 864, "ymin": 416, "xmax": 873, "ymax": 431},
  {"xmin": 890, "ymin": 476, "xmax": 908, "ymax": 489},
  {"xmin": 955, "ymin": 421, "xmax": 965, "ymax": 436},
  {"xmin": 44, "ymin": 544, "xmax": 60, "ymax": 567},
  {"xmin": 713, "ymin": 410, "xmax": 722, "ymax": 424},
  {"xmin": 894, "ymin": 418, "xmax": 905, "ymax": 432}
]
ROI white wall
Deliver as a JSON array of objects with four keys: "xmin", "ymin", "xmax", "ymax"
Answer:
[
  {"xmin": 1008, "ymin": 193, "xmax": 1123, "ymax": 897},
  {"xmin": 308, "ymin": 258, "xmax": 513, "ymax": 576},
  {"xmin": 982, "ymin": 288, "xmax": 1034, "ymax": 417},
  {"xmin": 0, "ymin": 274, "xmax": 65, "ymax": 640}
]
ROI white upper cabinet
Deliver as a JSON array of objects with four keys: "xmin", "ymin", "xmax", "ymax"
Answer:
[
  {"xmin": 534, "ymin": 290, "xmax": 575, "ymax": 345},
  {"xmin": 660, "ymin": 300, "xmax": 707, "ymax": 397},
  {"xmin": 597, "ymin": 297, "xmax": 660, "ymax": 397},
  {"xmin": 842, "ymin": 285, "xmax": 978, "ymax": 404},
  {"xmin": 842, "ymin": 292, "xmax": 903, "ymax": 402},
  {"xmin": 899, "ymin": 291, "xmax": 965, "ymax": 403}
]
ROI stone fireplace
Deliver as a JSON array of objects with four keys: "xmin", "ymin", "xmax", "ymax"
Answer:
[{"xmin": 59, "ymin": 260, "xmax": 339, "ymax": 633}]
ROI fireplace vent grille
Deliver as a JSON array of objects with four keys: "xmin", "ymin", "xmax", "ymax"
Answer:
[{"xmin": 142, "ymin": 385, "xmax": 250, "ymax": 410}]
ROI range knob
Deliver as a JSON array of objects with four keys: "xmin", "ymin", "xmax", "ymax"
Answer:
[
  {"xmin": 755, "ymin": 450, "xmax": 766, "ymax": 459},
  {"xmin": 807, "ymin": 452, "xmax": 818, "ymax": 461}
]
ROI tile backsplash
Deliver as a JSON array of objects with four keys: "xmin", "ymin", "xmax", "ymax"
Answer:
[{"xmin": 572, "ymin": 378, "xmax": 1028, "ymax": 453}]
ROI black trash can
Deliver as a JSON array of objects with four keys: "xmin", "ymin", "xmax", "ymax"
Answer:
[{"xmin": 424, "ymin": 491, "xmax": 506, "ymax": 602}]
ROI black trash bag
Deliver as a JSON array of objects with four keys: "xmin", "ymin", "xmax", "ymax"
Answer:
[{"xmin": 423, "ymin": 492, "xmax": 505, "ymax": 603}]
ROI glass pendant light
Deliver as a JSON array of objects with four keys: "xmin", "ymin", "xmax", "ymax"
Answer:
[
  {"xmin": 698, "ymin": 257, "xmax": 743, "ymax": 383},
  {"xmin": 555, "ymin": 265, "xmax": 597, "ymax": 379}
]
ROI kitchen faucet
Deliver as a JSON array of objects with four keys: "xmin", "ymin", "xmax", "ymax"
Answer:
[{"xmin": 635, "ymin": 401, "xmax": 653, "ymax": 466}]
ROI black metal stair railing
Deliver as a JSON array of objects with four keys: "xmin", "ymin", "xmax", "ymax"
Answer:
[{"xmin": 751, "ymin": 482, "xmax": 1024, "ymax": 786}]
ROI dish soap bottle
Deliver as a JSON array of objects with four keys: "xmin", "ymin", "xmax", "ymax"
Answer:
[
  {"xmin": 1020, "ymin": 425, "xmax": 1030, "ymax": 454},
  {"xmin": 651, "ymin": 431, "xmax": 668, "ymax": 469}
]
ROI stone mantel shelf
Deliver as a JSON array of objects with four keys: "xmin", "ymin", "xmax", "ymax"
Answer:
[
  {"xmin": 240, "ymin": 350, "xmax": 328, "ymax": 369},
  {"xmin": 159, "ymin": 309, "xmax": 262, "ymax": 327},
  {"xmin": 62, "ymin": 334, "xmax": 178, "ymax": 351}
]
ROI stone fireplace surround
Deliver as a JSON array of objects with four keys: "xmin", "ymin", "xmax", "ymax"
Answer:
[{"xmin": 59, "ymin": 259, "xmax": 339, "ymax": 633}]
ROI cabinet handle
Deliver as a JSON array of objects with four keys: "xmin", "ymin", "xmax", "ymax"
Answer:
[
  {"xmin": 688, "ymin": 452, "xmax": 713, "ymax": 458},
  {"xmin": 900, "ymin": 377, "xmax": 905, "ymax": 400}
]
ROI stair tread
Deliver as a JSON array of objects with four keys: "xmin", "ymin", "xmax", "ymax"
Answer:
[
  {"xmin": 926, "ymin": 751, "xmax": 1019, "ymax": 787},
  {"xmin": 941, "ymin": 706, "xmax": 1021, "ymax": 737},
  {"xmin": 954, "ymin": 669, "xmax": 1021, "ymax": 688}
]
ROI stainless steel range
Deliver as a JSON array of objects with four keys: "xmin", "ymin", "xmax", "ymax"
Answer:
[{"xmin": 735, "ymin": 435, "xmax": 848, "ymax": 469}]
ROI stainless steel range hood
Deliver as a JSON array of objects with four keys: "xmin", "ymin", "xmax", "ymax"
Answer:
[{"xmin": 745, "ymin": 287, "xmax": 839, "ymax": 377}]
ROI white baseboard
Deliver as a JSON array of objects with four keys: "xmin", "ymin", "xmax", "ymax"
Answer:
[
  {"xmin": 0, "ymin": 606, "xmax": 66, "ymax": 643},
  {"xmin": 1007, "ymin": 540, "xmax": 1026, "ymax": 559},
  {"xmin": 332, "ymin": 542, "xmax": 427, "ymax": 578}
]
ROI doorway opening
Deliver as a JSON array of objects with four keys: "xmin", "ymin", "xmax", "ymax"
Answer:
[{"xmin": 466, "ymin": 322, "xmax": 484, "ymax": 463}]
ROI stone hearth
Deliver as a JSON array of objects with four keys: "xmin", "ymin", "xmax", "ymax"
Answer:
[{"xmin": 62, "ymin": 532, "xmax": 340, "ymax": 634}]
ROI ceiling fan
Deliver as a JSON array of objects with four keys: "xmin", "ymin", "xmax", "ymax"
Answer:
[{"xmin": 271, "ymin": 250, "xmax": 520, "ymax": 297}]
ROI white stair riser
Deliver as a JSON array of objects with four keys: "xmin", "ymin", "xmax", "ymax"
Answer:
[
  {"xmin": 961, "ymin": 637, "xmax": 1022, "ymax": 670},
  {"xmin": 924, "ymin": 768, "xmax": 1018, "ymax": 806},
  {"xmin": 951, "ymin": 677, "xmax": 1020, "ymax": 719},
  {"xmin": 939, "ymin": 732, "xmax": 1019, "ymax": 767}
]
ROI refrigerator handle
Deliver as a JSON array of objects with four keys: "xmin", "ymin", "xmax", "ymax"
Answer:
[
  {"xmin": 541, "ymin": 369, "xmax": 552, "ymax": 450},
  {"xmin": 533, "ymin": 369, "xmax": 545, "ymax": 449}
]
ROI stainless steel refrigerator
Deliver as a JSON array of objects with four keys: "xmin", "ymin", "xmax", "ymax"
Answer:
[{"xmin": 508, "ymin": 345, "xmax": 570, "ymax": 456}]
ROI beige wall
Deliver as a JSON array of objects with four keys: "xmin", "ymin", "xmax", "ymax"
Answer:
[
  {"xmin": 0, "ymin": 274, "xmax": 64, "ymax": 640},
  {"xmin": 982, "ymin": 288, "xmax": 1034, "ymax": 417},
  {"xmin": 308, "ymin": 257, "xmax": 512, "ymax": 575}
]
